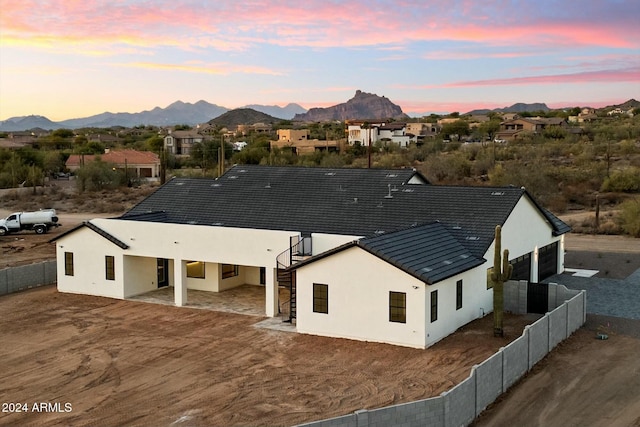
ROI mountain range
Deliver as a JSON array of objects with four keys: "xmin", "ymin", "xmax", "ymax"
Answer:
[
  {"xmin": 0, "ymin": 101, "xmax": 307, "ymax": 132},
  {"xmin": 1, "ymin": 95, "xmax": 636, "ymax": 132}
]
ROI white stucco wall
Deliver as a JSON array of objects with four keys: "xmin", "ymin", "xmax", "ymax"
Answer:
[
  {"xmin": 424, "ymin": 267, "xmax": 487, "ymax": 347},
  {"xmin": 55, "ymin": 227, "xmax": 125, "ymax": 299},
  {"xmin": 296, "ymin": 247, "xmax": 427, "ymax": 348},
  {"xmin": 123, "ymin": 255, "xmax": 158, "ymax": 297},
  {"xmin": 478, "ymin": 195, "xmax": 564, "ymax": 310},
  {"xmin": 311, "ymin": 233, "xmax": 361, "ymax": 255},
  {"xmin": 56, "ymin": 219, "xmax": 298, "ymax": 306}
]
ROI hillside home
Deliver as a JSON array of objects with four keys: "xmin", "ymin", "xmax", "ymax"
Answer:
[
  {"xmin": 163, "ymin": 130, "xmax": 204, "ymax": 155},
  {"xmin": 54, "ymin": 165, "xmax": 569, "ymax": 348},
  {"xmin": 272, "ymin": 129, "xmax": 345, "ymax": 154},
  {"xmin": 494, "ymin": 117, "xmax": 567, "ymax": 141},
  {"xmin": 236, "ymin": 123, "xmax": 273, "ymax": 135},
  {"xmin": 347, "ymin": 122, "xmax": 413, "ymax": 147},
  {"xmin": 66, "ymin": 149, "xmax": 160, "ymax": 180}
]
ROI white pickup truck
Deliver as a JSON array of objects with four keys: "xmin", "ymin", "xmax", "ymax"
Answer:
[{"xmin": 0, "ymin": 209, "xmax": 61, "ymax": 235}]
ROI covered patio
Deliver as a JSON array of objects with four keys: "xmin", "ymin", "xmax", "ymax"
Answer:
[{"xmin": 128, "ymin": 284, "xmax": 292, "ymax": 318}]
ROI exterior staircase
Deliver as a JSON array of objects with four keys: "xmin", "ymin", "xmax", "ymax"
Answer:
[{"xmin": 276, "ymin": 237, "xmax": 311, "ymax": 322}]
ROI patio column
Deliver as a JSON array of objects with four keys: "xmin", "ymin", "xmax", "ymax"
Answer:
[
  {"xmin": 174, "ymin": 259, "xmax": 187, "ymax": 306},
  {"xmin": 265, "ymin": 267, "xmax": 278, "ymax": 317}
]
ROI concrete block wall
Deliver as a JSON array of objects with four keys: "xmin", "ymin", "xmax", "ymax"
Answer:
[
  {"xmin": 367, "ymin": 397, "xmax": 443, "ymax": 427},
  {"xmin": 298, "ymin": 291, "xmax": 587, "ymax": 427},
  {"xmin": 548, "ymin": 303, "xmax": 568, "ymax": 350},
  {"xmin": 504, "ymin": 280, "xmax": 529, "ymax": 314},
  {"xmin": 567, "ymin": 291, "xmax": 586, "ymax": 333},
  {"xmin": 501, "ymin": 335, "xmax": 528, "ymax": 391},
  {"xmin": 548, "ymin": 283, "xmax": 581, "ymax": 310},
  {"xmin": 474, "ymin": 352, "xmax": 503, "ymax": 414},
  {"xmin": 528, "ymin": 316, "xmax": 549, "ymax": 369},
  {"xmin": 0, "ymin": 261, "xmax": 57, "ymax": 295},
  {"xmin": 443, "ymin": 375, "xmax": 476, "ymax": 427}
]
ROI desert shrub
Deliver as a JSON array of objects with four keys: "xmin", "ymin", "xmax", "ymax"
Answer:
[
  {"xmin": 601, "ymin": 168, "xmax": 640, "ymax": 192},
  {"xmin": 618, "ymin": 198, "xmax": 640, "ymax": 237},
  {"xmin": 75, "ymin": 159, "xmax": 126, "ymax": 192}
]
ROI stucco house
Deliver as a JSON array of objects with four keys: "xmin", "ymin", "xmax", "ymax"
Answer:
[
  {"xmin": 271, "ymin": 129, "xmax": 344, "ymax": 154},
  {"xmin": 66, "ymin": 149, "xmax": 160, "ymax": 180},
  {"xmin": 495, "ymin": 117, "xmax": 567, "ymax": 141},
  {"xmin": 347, "ymin": 121, "xmax": 414, "ymax": 147},
  {"xmin": 54, "ymin": 165, "xmax": 569, "ymax": 348},
  {"xmin": 163, "ymin": 130, "xmax": 204, "ymax": 156}
]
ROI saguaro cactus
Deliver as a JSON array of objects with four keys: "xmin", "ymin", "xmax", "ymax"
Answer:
[{"xmin": 491, "ymin": 225, "xmax": 513, "ymax": 337}]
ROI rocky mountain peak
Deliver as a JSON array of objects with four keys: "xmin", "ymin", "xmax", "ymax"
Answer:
[{"xmin": 293, "ymin": 90, "xmax": 407, "ymax": 122}]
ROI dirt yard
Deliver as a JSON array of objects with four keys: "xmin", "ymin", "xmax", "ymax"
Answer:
[{"xmin": 0, "ymin": 286, "xmax": 534, "ymax": 427}]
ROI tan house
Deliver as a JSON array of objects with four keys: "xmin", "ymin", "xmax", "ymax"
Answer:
[
  {"xmin": 236, "ymin": 123, "xmax": 273, "ymax": 135},
  {"xmin": 271, "ymin": 129, "xmax": 344, "ymax": 154},
  {"xmin": 495, "ymin": 117, "xmax": 567, "ymax": 141},
  {"xmin": 163, "ymin": 130, "xmax": 204, "ymax": 156},
  {"xmin": 66, "ymin": 149, "xmax": 160, "ymax": 180}
]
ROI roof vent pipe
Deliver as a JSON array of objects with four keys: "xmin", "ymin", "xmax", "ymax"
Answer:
[{"xmin": 384, "ymin": 183, "xmax": 393, "ymax": 199}]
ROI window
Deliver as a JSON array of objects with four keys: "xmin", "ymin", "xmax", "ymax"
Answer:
[
  {"xmin": 430, "ymin": 290, "xmax": 438, "ymax": 322},
  {"xmin": 313, "ymin": 283, "xmax": 328, "ymax": 314},
  {"xmin": 221, "ymin": 264, "xmax": 238, "ymax": 279},
  {"xmin": 186, "ymin": 261, "xmax": 205, "ymax": 278},
  {"xmin": 456, "ymin": 280, "xmax": 463, "ymax": 310},
  {"xmin": 64, "ymin": 252, "xmax": 74, "ymax": 276},
  {"xmin": 487, "ymin": 268, "xmax": 493, "ymax": 289},
  {"xmin": 105, "ymin": 256, "xmax": 115, "ymax": 281},
  {"xmin": 389, "ymin": 291, "xmax": 406, "ymax": 323}
]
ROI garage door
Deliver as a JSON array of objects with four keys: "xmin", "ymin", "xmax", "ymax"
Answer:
[
  {"xmin": 538, "ymin": 242, "xmax": 558, "ymax": 281},
  {"xmin": 510, "ymin": 253, "xmax": 531, "ymax": 281}
]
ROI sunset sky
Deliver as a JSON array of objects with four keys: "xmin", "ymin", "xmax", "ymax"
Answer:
[{"xmin": 1, "ymin": 0, "xmax": 639, "ymax": 121}]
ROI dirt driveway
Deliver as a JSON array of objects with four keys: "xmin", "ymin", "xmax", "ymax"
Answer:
[
  {"xmin": 0, "ymin": 287, "xmax": 533, "ymax": 427},
  {"xmin": 473, "ymin": 315, "xmax": 640, "ymax": 427}
]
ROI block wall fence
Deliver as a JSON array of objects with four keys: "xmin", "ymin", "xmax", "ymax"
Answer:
[
  {"xmin": 0, "ymin": 261, "xmax": 57, "ymax": 296},
  {"xmin": 297, "ymin": 284, "xmax": 586, "ymax": 427}
]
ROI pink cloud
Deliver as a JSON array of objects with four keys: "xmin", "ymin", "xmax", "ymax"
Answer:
[
  {"xmin": 1, "ymin": 0, "xmax": 638, "ymax": 52},
  {"xmin": 444, "ymin": 68, "xmax": 640, "ymax": 88},
  {"xmin": 122, "ymin": 61, "xmax": 283, "ymax": 76}
]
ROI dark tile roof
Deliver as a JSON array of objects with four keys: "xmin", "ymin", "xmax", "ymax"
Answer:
[
  {"xmin": 289, "ymin": 222, "xmax": 484, "ymax": 284},
  {"xmin": 358, "ymin": 222, "xmax": 485, "ymax": 284},
  {"xmin": 51, "ymin": 221, "xmax": 129, "ymax": 249},
  {"xmin": 121, "ymin": 165, "xmax": 568, "ymax": 258}
]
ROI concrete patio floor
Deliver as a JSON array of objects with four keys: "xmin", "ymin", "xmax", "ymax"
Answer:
[{"xmin": 128, "ymin": 284, "xmax": 293, "ymax": 319}]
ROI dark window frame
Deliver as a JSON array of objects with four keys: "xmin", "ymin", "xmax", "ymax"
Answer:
[
  {"xmin": 430, "ymin": 290, "xmax": 438, "ymax": 323},
  {"xmin": 389, "ymin": 291, "xmax": 407, "ymax": 323},
  {"xmin": 313, "ymin": 283, "xmax": 328, "ymax": 314},
  {"xmin": 456, "ymin": 280, "xmax": 463, "ymax": 310},
  {"xmin": 221, "ymin": 263, "xmax": 238, "ymax": 279},
  {"xmin": 105, "ymin": 255, "xmax": 115, "ymax": 281},
  {"xmin": 64, "ymin": 252, "xmax": 74, "ymax": 276}
]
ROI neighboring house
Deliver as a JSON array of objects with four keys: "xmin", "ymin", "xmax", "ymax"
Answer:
[
  {"xmin": 1, "ymin": 131, "xmax": 39, "ymax": 148},
  {"xmin": 66, "ymin": 149, "xmax": 160, "ymax": 180},
  {"xmin": 272, "ymin": 129, "xmax": 344, "ymax": 154},
  {"xmin": 495, "ymin": 117, "xmax": 567, "ymax": 141},
  {"xmin": 53, "ymin": 165, "xmax": 569, "ymax": 349},
  {"xmin": 236, "ymin": 123, "xmax": 273, "ymax": 135},
  {"xmin": 163, "ymin": 130, "xmax": 205, "ymax": 155},
  {"xmin": 347, "ymin": 122, "xmax": 412, "ymax": 147}
]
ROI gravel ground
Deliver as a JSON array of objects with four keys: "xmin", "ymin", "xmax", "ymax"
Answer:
[
  {"xmin": 545, "ymin": 250, "xmax": 640, "ymax": 320},
  {"xmin": 564, "ymin": 250, "xmax": 640, "ymax": 279}
]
